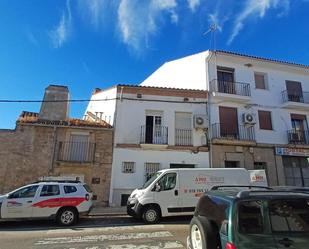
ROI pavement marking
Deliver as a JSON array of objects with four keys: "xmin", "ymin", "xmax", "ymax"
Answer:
[
  {"xmin": 35, "ymin": 231, "xmax": 173, "ymax": 245},
  {"xmin": 46, "ymin": 225, "xmax": 166, "ymax": 234}
]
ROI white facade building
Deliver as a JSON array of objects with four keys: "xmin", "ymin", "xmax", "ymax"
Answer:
[
  {"xmin": 85, "ymin": 85, "xmax": 209, "ymax": 206},
  {"xmin": 142, "ymin": 50, "xmax": 309, "ymax": 187}
]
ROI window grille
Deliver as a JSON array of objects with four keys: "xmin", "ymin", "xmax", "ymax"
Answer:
[
  {"xmin": 144, "ymin": 162, "xmax": 160, "ymax": 182},
  {"xmin": 122, "ymin": 162, "xmax": 135, "ymax": 173}
]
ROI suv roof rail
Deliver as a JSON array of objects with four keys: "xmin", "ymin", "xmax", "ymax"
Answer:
[
  {"xmin": 33, "ymin": 180, "xmax": 82, "ymax": 184},
  {"xmin": 211, "ymin": 185, "xmax": 272, "ymax": 191},
  {"xmin": 236, "ymin": 189, "xmax": 309, "ymax": 198}
]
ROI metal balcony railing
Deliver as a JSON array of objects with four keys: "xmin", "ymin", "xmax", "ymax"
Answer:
[
  {"xmin": 287, "ymin": 130, "xmax": 309, "ymax": 144},
  {"xmin": 140, "ymin": 125, "xmax": 168, "ymax": 144},
  {"xmin": 210, "ymin": 79, "xmax": 251, "ymax": 97},
  {"xmin": 212, "ymin": 123, "xmax": 255, "ymax": 141},
  {"xmin": 175, "ymin": 128, "xmax": 193, "ymax": 146},
  {"xmin": 57, "ymin": 141, "xmax": 96, "ymax": 163},
  {"xmin": 281, "ymin": 90, "xmax": 309, "ymax": 104}
]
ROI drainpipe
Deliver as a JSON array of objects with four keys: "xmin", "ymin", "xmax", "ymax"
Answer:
[
  {"xmin": 205, "ymin": 50, "xmax": 215, "ymax": 168},
  {"xmin": 49, "ymin": 126, "xmax": 57, "ymax": 174}
]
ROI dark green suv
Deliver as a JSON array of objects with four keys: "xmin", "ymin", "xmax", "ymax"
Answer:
[{"xmin": 188, "ymin": 187, "xmax": 309, "ymax": 249}]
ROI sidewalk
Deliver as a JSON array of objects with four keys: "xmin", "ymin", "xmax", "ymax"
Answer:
[{"xmin": 88, "ymin": 206, "xmax": 127, "ymax": 216}]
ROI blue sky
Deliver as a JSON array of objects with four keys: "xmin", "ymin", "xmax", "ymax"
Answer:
[{"xmin": 0, "ymin": 0, "xmax": 309, "ymax": 129}]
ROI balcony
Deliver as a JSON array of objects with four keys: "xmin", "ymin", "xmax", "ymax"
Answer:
[
  {"xmin": 210, "ymin": 79, "xmax": 251, "ymax": 103},
  {"xmin": 281, "ymin": 90, "xmax": 309, "ymax": 110},
  {"xmin": 175, "ymin": 129, "xmax": 193, "ymax": 146},
  {"xmin": 140, "ymin": 125, "xmax": 168, "ymax": 145},
  {"xmin": 57, "ymin": 141, "xmax": 95, "ymax": 163},
  {"xmin": 287, "ymin": 130, "xmax": 309, "ymax": 145},
  {"xmin": 211, "ymin": 123, "xmax": 255, "ymax": 144}
]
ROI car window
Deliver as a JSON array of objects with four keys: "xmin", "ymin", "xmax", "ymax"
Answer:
[
  {"xmin": 40, "ymin": 185, "xmax": 60, "ymax": 197},
  {"xmin": 8, "ymin": 185, "xmax": 39, "ymax": 199},
  {"xmin": 83, "ymin": 184, "xmax": 92, "ymax": 193},
  {"xmin": 64, "ymin": 185, "xmax": 77, "ymax": 194},
  {"xmin": 269, "ymin": 199, "xmax": 309, "ymax": 232},
  {"xmin": 157, "ymin": 173, "xmax": 176, "ymax": 191},
  {"xmin": 238, "ymin": 200, "xmax": 264, "ymax": 234}
]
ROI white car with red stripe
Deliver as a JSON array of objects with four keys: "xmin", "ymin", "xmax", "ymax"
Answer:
[{"xmin": 0, "ymin": 181, "xmax": 93, "ymax": 226}]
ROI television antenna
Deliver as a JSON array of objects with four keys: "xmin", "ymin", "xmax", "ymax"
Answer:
[{"xmin": 203, "ymin": 23, "xmax": 218, "ymax": 51}]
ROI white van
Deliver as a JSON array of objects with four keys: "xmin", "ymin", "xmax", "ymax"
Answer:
[{"xmin": 127, "ymin": 168, "xmax": 267, "ymax": 223}]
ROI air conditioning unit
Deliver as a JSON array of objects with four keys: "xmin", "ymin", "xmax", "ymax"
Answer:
[
  {"xmin": 194, "ymin": 115, "xmax": 208, "ymax": 129},
  {"xmin": 242, "ymin": 112, "xmax": 256, "ymax": 125}
]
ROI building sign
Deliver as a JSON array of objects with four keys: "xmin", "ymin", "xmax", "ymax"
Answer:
[{"xmin": 275, "ymin": 147, "xmax": 309, "ymax": 157}]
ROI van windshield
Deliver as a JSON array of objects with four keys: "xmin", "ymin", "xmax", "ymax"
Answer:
[{"xmin": 142, "ymin": 172, "xmax": 162, "ymax": 189}]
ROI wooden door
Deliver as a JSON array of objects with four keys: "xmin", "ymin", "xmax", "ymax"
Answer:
[{"xmin": 219, "ymin": 106, "xmax": 238, "ymax": 138}]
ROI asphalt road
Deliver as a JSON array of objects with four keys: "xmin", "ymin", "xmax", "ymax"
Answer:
[{"xmin": 0, "ymin": 215, "xmax": 191, "ymax": 249}]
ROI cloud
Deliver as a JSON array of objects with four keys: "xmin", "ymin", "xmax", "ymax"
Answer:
[
  {"xmin": 77, "ymin": 0, "xmax": 107, "ymax": 29},
  {"xmin": 228, "ymin": 0, "xmax": 290, "ymax": 45},
  {"xmin": 25, "ymin": 30, "xmax": 38, "ymax": 46},
  {"xmin": 117, "ymin": 0, "xmax": 178, "ymax": 52},
  {"xmin": 187, "ymin": 0, "xmax": 200, "ymax": 12},
  {"xmin": 49, "ymin": 0, "xmax": 72, "ymax": 48}
]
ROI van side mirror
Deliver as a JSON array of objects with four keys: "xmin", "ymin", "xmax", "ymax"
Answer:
[{"xmin": 153, "ymin": 183, "xmax": 161, "ymax": 192}]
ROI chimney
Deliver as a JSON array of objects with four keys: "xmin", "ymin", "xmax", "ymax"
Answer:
[{"xmin": 39, "ymin": 85, "xmax": 69, "ymax": 121}]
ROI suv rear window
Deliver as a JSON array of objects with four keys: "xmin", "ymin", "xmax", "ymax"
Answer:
[
  {"xmin": 64, "ymin": 185, "xmax": 77, "ymax": 194},
  {"xmin": 83, "ymin": 184, "xmax": 92, "ymax": 193},
  {"xmin": 269, "ymin": 199, "xmax": 309, "ymax": 232},
  {"xmin": 238, "ymin": 201, "xmax": 264, "ymax": 234}
]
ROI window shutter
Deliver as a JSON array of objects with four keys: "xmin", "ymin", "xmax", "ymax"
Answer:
[
  {"xmin": 258, "ymin": 111, "xmax": 272, "ymax": 130},
  {"xmin": 254, "ymin": 73, "xmax": 266, "ymax": 89}
]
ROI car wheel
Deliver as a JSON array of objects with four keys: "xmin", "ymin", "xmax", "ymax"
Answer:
[
  {"xmin": 190, "ymin": 216, "xmax": 218, "ymax": 249},
  {"xmin": 57, "ymin": 208, "xmax": 78, "ymax": 226},
  {"xmin": 142, "ymin": 206, "xmax": 160, "ymax": 224}
]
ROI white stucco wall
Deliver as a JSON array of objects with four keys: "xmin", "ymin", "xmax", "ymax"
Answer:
[
  {"xmin": 84, "ymin": 87, "xmax": 117, "ymax": 125},
  {"xmin": 141, "ymin": 51, "xmax": 209, "ymax": 90},
  {"xmin": 114, "ymin": 93, "xmax": 208, "ymax": 146}
]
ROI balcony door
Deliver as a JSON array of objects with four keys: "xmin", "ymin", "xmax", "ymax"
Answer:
[
  {"xmin": 290, "ymin": 114, "xmax": 308, "ymax": 143},
  {"xmin": 217, "ymin": 67, "xmax": 235, "ymax": 94},
  {"xmin": 145, "ymin": 114, "xmax": 163, "ymax": 144},
  {"xmin": 219, "ymin": 106, "xmax": 238, "ymax": 138},
  {"xmin": 286, "ymin": 80, "xmax": 303, "ymax": 102}
]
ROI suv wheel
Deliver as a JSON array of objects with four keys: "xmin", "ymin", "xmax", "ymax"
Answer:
[
  {"xmin": 57, "ymin": 207, "xmax": 78, "ymax": 226},
  {"xmin": 142, "ymin": 206, "xmax": 160, "ymax": 224},
  {"xmin": 190, "ymin": 216, "xmax": 217, "ymax": 249}
]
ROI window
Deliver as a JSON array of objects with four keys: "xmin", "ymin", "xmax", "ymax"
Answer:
[
  {"xmin": 225, "ymin": 161, "xmax": 239, "ymax": 168},
  {"xmin": 68, "ymin": 134, "xmax": 90, "ymax": 162},
  {"xmin": 217, "ymin": 67, "xmax": 235, "ymax": 94},
  {"xmin": 64, "ymin": 185, "xmax": 77, "ymax": 194},
  {"xmin": 175, "ymin": 112, "xmax": 192, "ymax": 146},
  {"xmin": 238, "ymin": 201, "xmax": 264, "ymax": 234},
  {"xmin": 269, "ymin": 199, "xmax": 309, "ymax": 232},
  {"xmin": 40, "ymin": 185, "xmax": 60, "ymax": 197},
  {"xmin": 8, "ymin": 185, "xmax": 39, "ymax": 199},
  {"xmin": 254, "ymin": 73, "xmax": 267, "ymax": 89},
  {"xmin": 258, "ymin": 110, "xmax": 272, "ymax": 130},
  {"xmin": 145, "ymin": 163, "xmax": 160, "ymax": 182},
  {"xmin": 122, "ymin": 162, "xmax": 135, "ymax": 173},
  {"xmin": 156, "ymin": 173, "xmax": 177, "ymax": 191}
]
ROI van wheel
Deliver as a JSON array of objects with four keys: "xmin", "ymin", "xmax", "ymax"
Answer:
[
  {"xmin": 57, "ymin": 207, "xmax": 78, "ymax": 226},
  {"xmin": 190, "ymin": 216, "xmax": 217, "ymax": 249},
  {"xmin": 142, "ymin": 206, "xmax": 160, "ymax": 224}
]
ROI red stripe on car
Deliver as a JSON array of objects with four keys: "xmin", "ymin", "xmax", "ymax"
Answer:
[{"xmin": 32, "ymin": 197, "xmax": 85, "ymax": 208}]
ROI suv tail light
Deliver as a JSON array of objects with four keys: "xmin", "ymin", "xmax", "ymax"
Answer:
[
  {"xmin": 226, "ymin": 242, "xmax": 236, "ymax": 249},
  {"xmin": 85, "ymin": 194, "xmax": 90, "ymax": 201}
]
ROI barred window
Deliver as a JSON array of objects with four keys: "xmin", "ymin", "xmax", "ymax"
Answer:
[
  {"xmin": 145, "ymin": 162, "xmax": 160, "ymax": 182},
  {"xmin": 122, "ymin": 162, "xmax": 135, "ymax": 173}
]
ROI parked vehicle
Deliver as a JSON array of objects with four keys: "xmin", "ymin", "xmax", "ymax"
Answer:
[
  {"xmin": 188, "ymin": 187, "xmax": 309, "ymax": 249},
  {"xmin": 0, "ymin": 180, "xmax": 93, "ymax": 226},
  {"xmin": 127, "ymin": 168, "xmax": 267, "ymax": 223}
]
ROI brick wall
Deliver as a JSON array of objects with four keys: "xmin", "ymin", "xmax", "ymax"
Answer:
[{"xmin": 0, "ymin": 123, "xmax": 113, "ymax": 205}]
